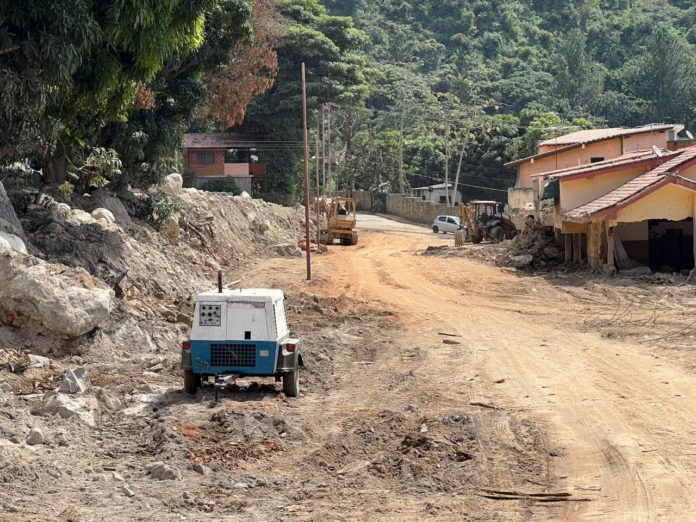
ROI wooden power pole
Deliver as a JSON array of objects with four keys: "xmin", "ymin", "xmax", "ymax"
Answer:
[{"xmin": 301, "ymin": 63, "xmax": 311, "ymax": 281}]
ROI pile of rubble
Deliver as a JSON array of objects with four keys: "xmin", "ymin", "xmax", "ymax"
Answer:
[{"xmin": 497, "ymin": 222, "xmax": 563, "ymax": 269}]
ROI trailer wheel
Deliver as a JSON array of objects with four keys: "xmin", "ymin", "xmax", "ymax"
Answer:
[
  {"xmin": 282, "ymin": 365, "xmax": 299, "ymax": 397},
  {"xmin": 183, "ymin": 370, "xmax": 200, "ymax": 395}
]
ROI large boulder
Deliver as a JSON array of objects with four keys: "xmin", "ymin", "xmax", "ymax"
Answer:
[
  {"xmin": 0, "ymin": 181, "xmax": 23, "ymax": 237},
  {"xmin": 0, "ymin": 251, "xmax": 114, "ymax": 337},
  {"xmin": 91, "ymin": 208, "xmax": 115, "ymax": 225},
  {"xmin": 0, "ymin": 231, "xmax": 27, "ymax": 254},
  {"xmin": 161, "ymin": 173, "xmax": 183, "ymax": 195},
  {"xmin": 80, "ymin": 189, "xmax": 131, "ymax": 225},
  {"xmin": 24, "ymin": 209, "xmax": 129, "ymax": 286}
]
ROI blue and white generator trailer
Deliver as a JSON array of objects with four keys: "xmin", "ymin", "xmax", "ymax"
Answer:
[{"xmin": 180, "ymin": 278, "xmax": 302, "ymax": 397}]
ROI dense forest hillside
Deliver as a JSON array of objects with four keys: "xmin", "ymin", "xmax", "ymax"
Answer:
[
  {"xmin": 303, "ymin": 0, "xmax": 696, "ymax": 198},
  {"xmin": 1, "ymin": 1, "xmax": 695, "ymax": 202}
]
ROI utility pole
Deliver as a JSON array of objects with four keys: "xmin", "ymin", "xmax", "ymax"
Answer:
[
  {"xmin": 315, "ymin": 112, "xmax": 321, "ymax": 249},
  {"xmin": 399, "ymin": 101, "xmax": 405, "ymax": 194},
  {"xmin": 326, "ymin": 103, "xmax": 332, "ymax": 197},
  {"xmin": 301, "ymin": 63, "xmax": 311, "ymax": 281},
  {"xmin": 321, "ymin": 104, "xmax": 327, "ymax": 200}
]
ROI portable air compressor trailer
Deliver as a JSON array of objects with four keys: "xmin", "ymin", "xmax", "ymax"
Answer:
[{"xmin": 180, "ymin": 276, "xmax": 302, "ymax": 397}]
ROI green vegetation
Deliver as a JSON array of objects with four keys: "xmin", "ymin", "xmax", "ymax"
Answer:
[{"xmin": 2, "ymin": 0, "xmax": 695, "ymax": 202}]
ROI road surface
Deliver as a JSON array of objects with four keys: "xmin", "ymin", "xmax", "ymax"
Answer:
[{"xmin": 251, "ymin": 213, "xmax": 696, "ymax": 520}]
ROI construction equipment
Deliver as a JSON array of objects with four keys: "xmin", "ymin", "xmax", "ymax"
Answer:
[
  {"xmin": 459, "ymin": 200, "xmax": 517, "ymax": 244},
  {"xmin": 180, "ymin": 272, "xmax": 303, "ymax": 398},
  {"xmin": 320, "ymin": 197, "xmax": 359, "ymax": 246}
]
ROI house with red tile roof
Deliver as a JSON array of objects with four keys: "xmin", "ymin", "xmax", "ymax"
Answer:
[
  {"xmin": 505, "ymin": 124, "xmax": 696, "ymax": 272},
  {"xmin": 504, "ymin": 124, "xmax": 685, "ymax": 228}
]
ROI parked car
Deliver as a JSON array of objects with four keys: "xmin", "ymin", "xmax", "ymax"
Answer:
[{"xmin": 432, "ymin": 215, "xmax": 461, "ymax": 234}]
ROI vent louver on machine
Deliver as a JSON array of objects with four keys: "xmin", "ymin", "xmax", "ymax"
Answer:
[{"xmin": 210, "ymin": 344, "xmax": 257, "ymax": 367}]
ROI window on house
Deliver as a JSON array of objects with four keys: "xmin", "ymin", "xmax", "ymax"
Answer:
[
  {"xmin": 197, "ymin": 152, "xmax": 215, "ymax": 165},
  {"xmin": 439, "ymin": 196, "xmax": 447, "ymax": 203},
  {"xmin": 590, "ymin": 157, "xmax": 605, "ymax": 163}
]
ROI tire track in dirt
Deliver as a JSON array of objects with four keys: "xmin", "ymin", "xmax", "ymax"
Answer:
[{"xmin": 305, "ymin": 218, "xmax": 696, "ymax": 521}]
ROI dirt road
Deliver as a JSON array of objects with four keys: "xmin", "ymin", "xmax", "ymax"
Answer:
[{"xmin": 251, "ymin": 213, "xmax": 696, "ymax": 520}]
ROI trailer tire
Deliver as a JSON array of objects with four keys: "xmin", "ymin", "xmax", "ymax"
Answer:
[
  {"xmin": 282, "ymin": 365, "xmax": 299, "ymax": 397},
  {"xmin": 183, "ymin": 370, "xmax": 200, "ymax": 395}
]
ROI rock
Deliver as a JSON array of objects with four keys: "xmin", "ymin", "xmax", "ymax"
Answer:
[
  {"xmin": 67, "ymin": 209, "xmax": 95, "ymax": 225},
  {"xmin": 161, "ymin": 173, "xmax": 183, "ymax": 195},
  {"xmin": 192, "ymin": 463, "xmax": 211, "ymax": 476},
  {"xmin": 122, "ymin": 485, "xmax": 135, "ymax": 497},
  {"xmin": 91, "ymin": 208, "xmax": 115, "ymax": 224},
  {"xmin": 145, "ymin": 461, "xmax": 181, "ymax": 481},
  {"xmin": 28, "ymin": 354, "xmax": 51, "ymax": 369},
  {"xmin": 162, "ymin": 217, "xmax": 180, "ymax": 241},
  {"xmin": 0, "ymin": 181, "xmax": 24, "ymax": 237},
  {"xmin": 58, "ymin": 368, "xmax": 91, "ymax": 394},
  {"xmin": 274, "ymin": 243, "xmax": 302, "ymax": 257},
  {"xmin": 509, "ymin": 254, "xmax": 534, "ymax": 268},
  {"xmin": 85, "ymin": 189, "xmax": 131, "ymax": 225},
  {"xmin": 96, "ymin": 388, "xmax": 123, "ymax": 411},
  {"xmin": 240, "ymin": 191, "xmax": 252, "ymax": 200},
  {"xmin": 26, "ymin": 428, "xmax": 44, "ymax": 445},
  {"xmin": 0, "ymin": 231, "xmax": 27, "ymax": 254},
  {"xmin": 9, "ymin": 435, "xmax": 20, "ymax": 444},
  {"xmin": 112, "ymin": 471, "xmax": 125, "ymax": 482},
  {"xmin": 0, "ymin": 252, "xmax": 115, "ymax": 337},
  {"xmin": 32, "ymin": 393, "xmax": 98, "ymax": 427},
  {"xmin": 54, "ymin": 203, "xmax": 71, "ymax": 217},
  {"xmin": 205, "ymin": 258, "xmax": 220, "ymax": 272},
  {"xmin": 0, "ymin": 382, "xmax": 11, "ymax": 392}
]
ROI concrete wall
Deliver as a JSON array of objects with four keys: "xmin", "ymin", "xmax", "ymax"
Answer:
[
  {"xmin": 386, "ymin": 194, "xmax": 455, "ymax": 225},
  {"xmin": 623, "ymin": 130, "xmax": 670, "ymax": 152},
  {"xmin": 616, "ymin": 184, "xmax": 694, "ymax": 223},
  {"xmin": 518, "ymin": 139, "xmax": 622, "ymax": 188},
  {"xmin": 413, "ymin": 188, "xmax": 463, "ymax": 205},
  {"xmin": 333, "ymin": 190, "xmax": 373, "ymax": 211},
  {"xmin": 560, "ymin": 166, "xmax": 647, "ymax": 212}
]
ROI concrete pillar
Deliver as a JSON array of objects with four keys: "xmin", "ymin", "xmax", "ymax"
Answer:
[
  {"xmin": 587, "ymin": 222, "xmax": 603, "ymax": 270},
  {"xmin": 607, "ymin": 226, "xmax": 616, "ymax": 273},
  {"xmin": 573, "ymin": 234, "xmax": 581, "ymax": 263},
  {"xmin": 565, "ymin": 233, "xmax": 572, "ymax": 263}
]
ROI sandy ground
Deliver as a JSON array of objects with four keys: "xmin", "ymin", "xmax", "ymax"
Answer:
[
  {"xmin": 4, "ymin": 212, "xmax": 696, "ymax": 521},
  {"xmin": 251, "ymin": 213, "xmax": 696, "ymax": 520}
]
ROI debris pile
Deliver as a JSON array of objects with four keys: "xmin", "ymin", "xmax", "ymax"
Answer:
[{"xmin": 497, "ymin": 222, "xmax": 562, "ymax": 269}]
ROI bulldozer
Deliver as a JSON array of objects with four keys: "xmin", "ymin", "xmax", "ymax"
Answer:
[
  {"xmin": 320, "ymin": 197, "xmax": 359, "ymax": 246},
  {"xmin": 459, "ymin": 200, "xmax": 517, "ymax": 244}
]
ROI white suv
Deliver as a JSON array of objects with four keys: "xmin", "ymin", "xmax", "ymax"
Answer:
[{"xmin": 432, "ymin": 215, "xmax": 461, "ymax": 234}]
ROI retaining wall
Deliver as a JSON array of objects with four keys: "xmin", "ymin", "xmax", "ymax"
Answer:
[{"xmin": 385, "ymin": 194, "xmax": 456, "ymax": 225}]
